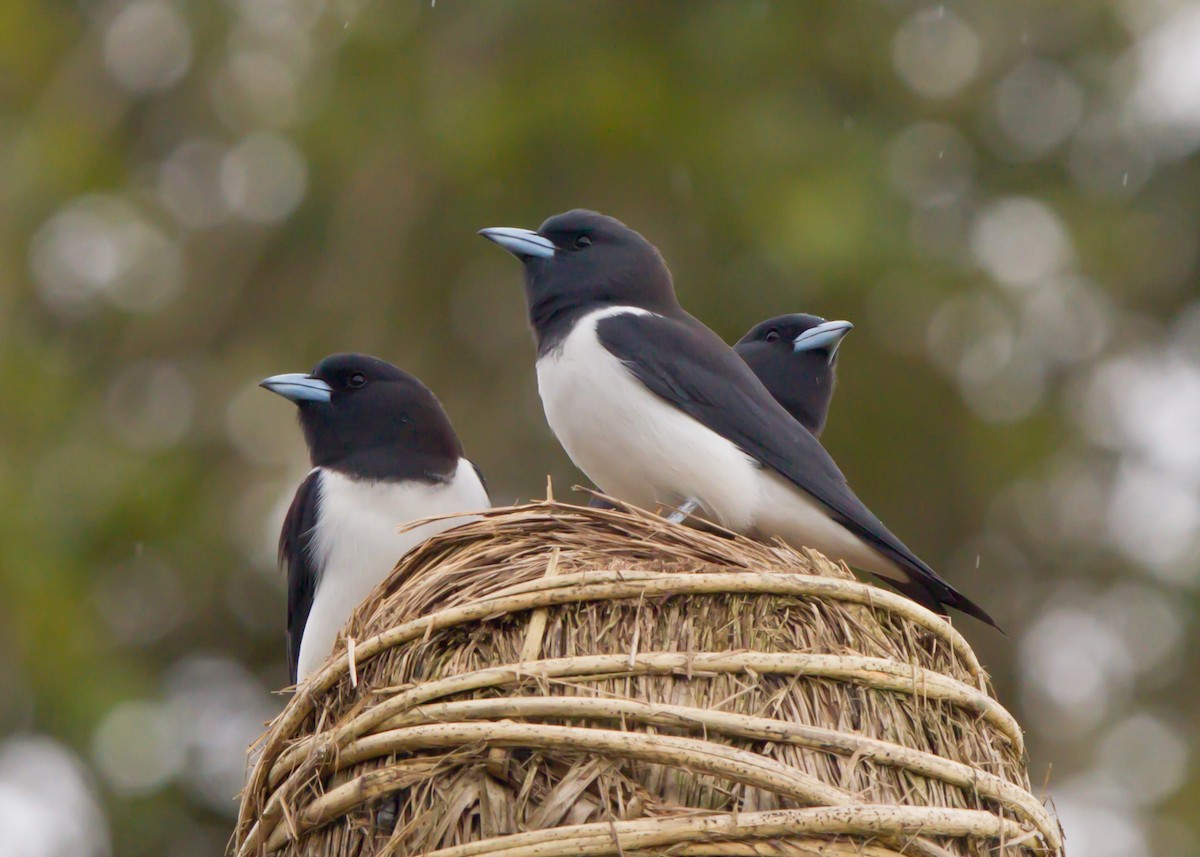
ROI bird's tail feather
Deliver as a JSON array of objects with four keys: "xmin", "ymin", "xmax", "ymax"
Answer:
[{"xmin": 876, "ymin": 575, "xmax": 1004, "ymax": 635}]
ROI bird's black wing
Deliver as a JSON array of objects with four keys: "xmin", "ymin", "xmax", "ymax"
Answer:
[
  {"xmin": 280, "ymin": 469, "xmax": 322, "ymax": 683},
  {"xmin": 469, "ymin": 460, "xmax": 490, "ymax": 499},
  {"xmin": 597, "ymin": 312, "xmax": 998, "ymax": 628}
]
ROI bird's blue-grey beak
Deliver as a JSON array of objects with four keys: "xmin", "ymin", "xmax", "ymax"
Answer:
[
  {"xmin": 260, "ymin": 373, "xmax": 333, "ymax": 403},
  {"xmin": 478, "ymin": 227, "xmax": 556, "ymax": 259},
  {"xmin": 793, "ymin": 320, "xmax": 854, "ymax": 362}
]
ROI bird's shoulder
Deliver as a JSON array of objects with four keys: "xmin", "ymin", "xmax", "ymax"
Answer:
[
  {"xmin": 594, "ymin": 309, "xmax": 812, "ymax": 424},
  {"xmin": 593, "ymin": 309, "xmax": 763, "ymax": 403},
  {"xmin": 465, "ymin": 458, "xmax": 490, "ymax": 498},
  {"xmin": 280, "ymin": 468, "xmax": 322, "ymax": 567}
]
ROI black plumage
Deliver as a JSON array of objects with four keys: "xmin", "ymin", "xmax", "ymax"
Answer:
[
  {"xmin": 482, "ymin": 210, "xmax": 997, "ymax": 628},
  {"xmin": 734, "ymin": 314, "xmax": 852, "ymax": 437},
  {"xmin": 279, "ymin": 470, "xmax": 320, "ymax": 682},
  {"xmin": 263, "ymin": 353, "xmax": 490, "ymax": 682}
]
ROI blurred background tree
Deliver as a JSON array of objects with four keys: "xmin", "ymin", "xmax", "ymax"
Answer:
[{"xmin": 1, "ymin": 1, "xmax": 1197, "ymax": 855}]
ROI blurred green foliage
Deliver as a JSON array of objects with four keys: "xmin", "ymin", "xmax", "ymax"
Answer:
[{"xmin": 1, "ymin": 2, "xmax": 1198, "ymax": 855}]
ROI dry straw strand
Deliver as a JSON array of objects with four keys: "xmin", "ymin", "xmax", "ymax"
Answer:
[
  {"xmin": 235, "ymin": 500, "xmax": 1059, "ymax": 857},
  {"xmin": 417, "ymin": 806, "xmax": 1030, "ymax": 857}
]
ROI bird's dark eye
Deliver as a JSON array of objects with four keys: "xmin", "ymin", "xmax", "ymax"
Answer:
[
  {"xmin": 347, "ymin": 373, "xmax": 366, "ymax": 389},
  {"xmin": 765, "ymin": 329, "xmax": 780, "ymax": 343},
  {"xmin": 573, "ymin": 234, "xmax": 592, "ymax": 249}
]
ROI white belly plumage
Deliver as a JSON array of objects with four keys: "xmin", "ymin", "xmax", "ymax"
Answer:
[
  {"xmin": 535, "ymin": 306, "xmax": 902, "ymax": 581},
  {"xmin": 537, "ymin": 307, "xmax": 762, "ymax": 530},
  {"xmin": 297, "ymin": 459, "xmax": 489, "ymax": 681}
]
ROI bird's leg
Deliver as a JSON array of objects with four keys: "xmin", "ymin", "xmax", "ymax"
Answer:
[
  {"xmin": 374, "ymin": 794, "xmax": 401, "ymax": 835},
  {"xmin": 666, "ymin": 498, "xmax": 701, "ymax": 523}
]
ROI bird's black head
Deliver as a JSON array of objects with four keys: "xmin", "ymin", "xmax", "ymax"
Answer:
[
  {"xmin": 260, "ymin": 353, "xmax": 463, "ymax": 482},
  {"xmin": 479, "ymin": 209, "xmax": 681, "ymax": 351},
  {"xmin": 733, "ymin": 314, "xmax": 853, "ymax": 437}
]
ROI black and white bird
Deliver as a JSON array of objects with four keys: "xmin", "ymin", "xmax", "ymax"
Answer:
[
  {"xmin": 734, "ymin": 314, "xmax": 853, "ymax": 438},
  {"xmin": 261, "ymin": 354, "xmax": 490, "ymax": 683},
  {"xmin": 587, "ymin": 314, "xmax": 848, "ymax": 510},
  {"xmin": 480, "ymin": 210, "xmax": 996, "ymax": 627}
]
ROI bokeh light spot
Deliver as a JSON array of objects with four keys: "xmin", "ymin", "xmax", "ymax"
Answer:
[
  {"xmin": 103, "ymin": 0, "xmax": 192, "ymax": 93},
  {"xmin": 159, "ymin": 140, "xmax": 230, "ymax": 229},
  {"xmin": 219, "ymin": 133, "xmax": 308, "ymax": 223},
  {"xmin": 993, "ymin": 59, "xmax": 1084, "ymax": 159},
  {"xmin": 891, "ymin": 7, "xmax": 980, "ymax": 100},
  {"xmin": 0, "ymin": 736, "xmax": 110, "ymax": 857},
  {"xmin": 887, "ymin": 122, "xmax": 976, "ymax": 206},
  {"xmin": 105, "ymin": 361, "xmax": 195, "ymax": 452},
  {"xmin": 92, "ymin": 552, "xmax": 185, "ymax": 645},
  {"xmin": 226, "ymin": 379, "xmax": 303, "ymax": 466},
  {"xmin": 1069, "ymin": 114, "xmax": 1155, "ymax": 198},
  {"xmin": 1020, "ymin": 606, "xmax": 1134, "ymax": 733},
  {"xmin": 1082, "ymin": 350, "xmax": 1200, "ymax": 478},
  {"xmin": 164, "ymin": 657, "xmax": 281, "ymax": 815},
  {"xmin": 30, "ymin": 196, "xmax": 183, "ymax": 316},
  {"xmin": 1054, "ymin": 779, "xmax": 1149, "ymax": 857},
  {"xmin": 1132, "ymin": 4, "xmax": 1200, "ymax": 152},
  {"xmin": 1018, "ymin": 275, "xmax": 1111, "ymax": 366},
  {"xmin": 231, "ymin": 0, "xmax": 326, "ymax": 40},
  {"xmin": 970, "ymin": 197, "xmax": 1072, "ymax": 288},
  {"xmin": 212, "ymin": 51, "xmax": 301, "ymax": 130},
  {"xmin": 92, "ymin": 701, "xmax": 183, "ymax": 795},
  {"xmin": 1099, "ymin": 713, "xmax": 1190, "ymax": 807},
  {"xmin": 1108, "ymin": 462, "xmax": 1200, "ymax": 580}
]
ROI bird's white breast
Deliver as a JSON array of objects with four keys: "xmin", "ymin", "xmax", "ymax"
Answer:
[
  {"xmin": 297, "ymin": 458, "xmax": 489, "ymax": 681},
  {"xmin": 535, "ymin": 307, "xmax": 907, "ymax": 583},
  {"xmin": 535, "ymin": 306, "xmax": 761, "ymax": 529}
]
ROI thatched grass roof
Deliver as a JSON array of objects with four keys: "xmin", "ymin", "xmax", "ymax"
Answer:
[{"xmin": 234, "ymin": 499, "xmax": 1061, "ymax": 857}]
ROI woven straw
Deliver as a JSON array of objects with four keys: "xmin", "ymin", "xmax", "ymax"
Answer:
[{"xmin": 234, "ymin": 499, "xmax": 1062, "ymax": 857}]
